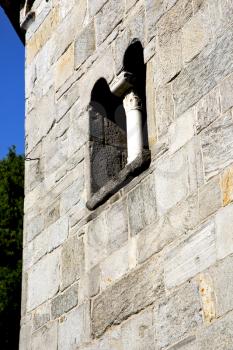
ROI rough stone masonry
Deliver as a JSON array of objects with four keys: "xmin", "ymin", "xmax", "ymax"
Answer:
[{"xmin": 13, "ymin": 0, "xmax": 233, "ymax": 349}]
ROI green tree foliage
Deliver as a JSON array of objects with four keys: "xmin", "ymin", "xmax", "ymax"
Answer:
[{"xmin": 0, "ymin": 147, "xmax": 24, "ymax": 349}]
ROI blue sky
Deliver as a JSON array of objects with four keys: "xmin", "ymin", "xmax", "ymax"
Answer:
[{"xmin": 0, "ymin": 8, "xmax": 25, "ymax": 159}]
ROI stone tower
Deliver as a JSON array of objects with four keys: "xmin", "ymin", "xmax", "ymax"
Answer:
[{"xmin": 11, "ymin": 0, "xmax": 233, "ymax": 348}]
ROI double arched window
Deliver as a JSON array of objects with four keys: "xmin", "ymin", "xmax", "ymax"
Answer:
[{"xmin": 87, "ymin": 40, "xmax": 150, "ymax": 209}]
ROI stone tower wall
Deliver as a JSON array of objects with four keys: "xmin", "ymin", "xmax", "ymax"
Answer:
[{"xmin": 20, "ymin": 0, "xmax": 233, "ymax": 349}]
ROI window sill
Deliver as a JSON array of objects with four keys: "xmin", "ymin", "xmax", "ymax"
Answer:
[{"xmin": 86, "ymin": 150, "xmax": 151, "ymax": 210}]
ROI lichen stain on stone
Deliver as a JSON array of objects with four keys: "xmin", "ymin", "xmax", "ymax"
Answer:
[
  {"xmin": 221, "ymin": 166, "xmax": 233, "ymax": 206},
  {"xmin": 197, "ymin": 273, "xmax": 216, "ymax": 324}
]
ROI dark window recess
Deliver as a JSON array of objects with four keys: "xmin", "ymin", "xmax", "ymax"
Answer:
[
  {"xmin": 89, "ymin": 79, "xmax": 127, "ymax": 194},
  {"xmin": 87, "ymin": 40, "xmax": 151, "ymax": 210}
]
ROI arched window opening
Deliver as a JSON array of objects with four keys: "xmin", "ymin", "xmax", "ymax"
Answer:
[{"xmin": 87, "ymin": 40, "xmax": 150, "ymax": 210}]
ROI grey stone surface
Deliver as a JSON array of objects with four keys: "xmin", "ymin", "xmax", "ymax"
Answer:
[
  {"xmin": 173, "ymin": 26, "xmax": 233, "ymax": 116},
  {"xmin": 92, "ymin": 255, "xmax": 164, "ymax": 338},
  {"xmin": 60, "ymin": 164, "xmax": 85, "ymax": 215},
  {"xmin": 198, "ymin": 177, "xmax": 222, "ymax": 222},
  {"xmin": 210, "ymin": 255, "xmax": 233, "ymax": 317},
  {"xmin": 33, "ymin": 302, "xmax": 50, "ymax": 331},
  {"xmin": 100, "ymin": 244, "xmax": 129, "ymax": 290},
  {"xmin": 155, "ymin": 147, "xmax": 189, "ymax": 215},
  {"xmin": 61, "ymin": 235, "xmax": 84, "ymax": 291},
  {"xmin": 95, "ymin": 0, "xmax": 124, "ymax": 46},
  {"xmin": 145, "ymin": 0, "xmax": 179, "ymax": 42},
  {"xmin": 121, "ymin": 308, "xmax": 155, "ymax": 350},
  {"xmin": 137, "ymin": 193, "xmax": 199, "ymax": 263},
  {"xmin": 154, "ymin": 282, "xmax": 202, "ymax": 349},
  {"xmin": 31, "ymin": 322, "xmax": 58, "ymax": 350},
  {"xmin": 75, "ymin": 21, "xmax": 95, "ymax": 69},
  {"xmin": 58, "ymin": 303, "xmax": 91, "ymax": 350},
  {"xmin": 215, "ymin": 204, "xmax": 233, "ymax": 260},
  {"xmin": 164, "ymin": 221, "xmax": 216, "ymax": 289},
  {"xmin": 88, "ymin": 0, "xmax": 107, "ymax": 17},
  {"xmin": 169, "ymin": 108, "xmax": 195, "ymax": 154},
  {"xmin": 201, "ymin": 113, "xmax": 233, "ymax": 181},
  {"xmin": 220, "ymin": 72, "xmax": 233, "ymax": 113},
  {"xmin": 26, "ymin": 214, "xmax": 44, "ymax": 243},
  {"xmin": 105, "ymin": 200, "xmax": 128, "ymax": 254},
  {"xmin": 27, "ymin": 249, "xmax": 60, "ymax": 311},
  {"xmin": 85, "ymin": 214, "xmax": 108, "ymax": 270},
  {"xmin": 196, "ymin": 311, "xmax": 233, "ymax": 349},
  {"xmin": 128, "ymin": 173, "xmax": 157, "ymax": 236},
  {"xmin": 196, "ymin": 88, "xmax": 221, "ymax": 133},
  {"xmin": 155, "ymin": 83, "xmax": 174, "ymax": 139},
  {"xmin": 88, "ymin": 264, "xmax": 100, "ymax": 297},
  {"xmin": 51, "ymin": 282, "xmax": 79, "ymax": 319}
]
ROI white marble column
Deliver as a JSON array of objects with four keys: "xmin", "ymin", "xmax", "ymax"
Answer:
[{"xmin": 123, "ymin": 90, "xmax": 143, "ymax": 164}]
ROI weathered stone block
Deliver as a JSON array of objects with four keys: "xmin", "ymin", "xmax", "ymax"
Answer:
[
  {"xmin": 95, "ymin": 0, "xmax": 124, "ymax": 46},
  {"xmin": 128, "ymin": 174, "xmax": 157, "ymax": 235},
  {"xmin": 106, "ymin": 200, "xmax": 128, "ymax": 254},
  {"xmin": 58, "ymin": 303, "xmax": 91, "ymax": 349},
  {"xmin": 145, "ymin": 0, "xmax": 178, "ymax": 42},
  {"xmin": 88, "ymin": 0, "xmax": 107, "ymax": 17},
  {"xmin": 53, "ymin": 4, "xmax": 87, "ymax": 63},
  {"xmin": 196, "ymin": 88, "xmax": 220, "ymax": 133},
  {"xmin": 198, "ymin": 177, "xmax": 222, "ymax": 222},
  {"xmin": 215, "ymin": 203, "xmax": 233, "ymax": 260},
  {"xmin": 74, "ymin": 21, "xmax": 96, "ymax": 69},
  {"xmin": 155, "ymin": 148, "xmax": 189, "ymax": 215},
  {"xmin": 88, "ymin": 264, "xmax": 101, "ymax": 297},
  {"xmin": 201, "ymin": 113, "xmax": 233, "ymax": 181},
  {"xmin": 196, "ymin": 311, "xmax": 233, "ymax": 349},
  {"xmin": 55, "ymin": 44, "xmax": 74, "ymax": 91},
  {"xmin": 121, "ymin": 308, "xmax": 155, "ymax": 350},
  {"xmin": 181, "ymin": 6, "xmax": 211, "ymax": 63},
  {"xmin": 137, "ymin": 194, "xmax": 199, "ymax": 263},
  {"xmin": 61, "ymin": 236, "xmax": 84, "ymax": 291},
  {"xmin": 173, "ymin": 26, "xmax": 233, "ymax": 116},
  {"xmin": 31, "ymin": 322, "xmax": 58, "ymax": 350},
  {"xmin": 60, "ymin": 165, "xmax": 85, "ymax": 215},
  {"xmin": 27, "ymin": 249, "xmax": 60, "ymax": 311},
  {"xmin": 154, "ymin": 31, "xmax": 182, "ymax": 86},
  {"xmin": 155, "ymin": 83, "xmax": 174, "ymax": 139},
  {"xmin": 51, "ymin": 282, "xmax": 79, "ymax": 319},
  {"xmin": 55, "ymin": 80, "xmax": 79, "ymax": 122},
  {"xmin": 220, "ymin": 72, "xmax": 233, "ymax": 113},
  {"xmin": 85, "ymin": 214, "xmax": 108, "ymax": 270},
  {"xmin": 157, "ymin": 0, "xmax": 192, "ymax": 45},
  {"xmin": 91, "ymin": 255, "xmax": 164, "ymax": 338},
  {"xmin": 31, "ymin": 216, "xmax": 68, "ymax": 266},
  {"xmin": 27, "ymin": 7, "xmax": 59, "ymax": 64},
  {"xmin": 164, "ymin": 221, "xmax": 216, "ymax": 289},
  {"xmin": 169, "ymin": 108, "xmax": 195, "ymax": 154},
  {"xmin": 33, "ymin": 302, "xmax": 50, "ymax": 331},
  {"xmin": 220, "ymin": 165, "xmax": 233, "ymax": 206},
  {"xmin": 100, "ymin": 244, "xmax": 129, "ymax": 290},
  {"xmin": 154, "ymin": 282, "xmax": 202, "ymax": 349},
  {"xmin": 210, "ymin": 255, "xmax": 233, "ymax": 317},
  {"xmin": 68, "ymin": 102, "xmax": 89, "ymax": 156},
  {"xmin": 26, "ymin": 214, "xmax": 44, "ymax": 243}
]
